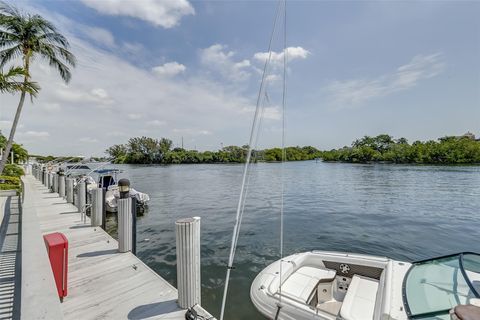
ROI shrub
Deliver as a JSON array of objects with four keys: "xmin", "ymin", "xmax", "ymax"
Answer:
[
  {"xmin": 0, "ymin": 183, "xmax": 20, "ymax": 191},
  {"xmin": 0, "ymin": 175, "xmax": 21, "ymax": 192},
  {"xmin": 0, "ymin": 175, "xmax": 20, "ymax": 185},
  {"xmin": 2, "ymin": 164, "xmax": 24, "ymax": 177}
]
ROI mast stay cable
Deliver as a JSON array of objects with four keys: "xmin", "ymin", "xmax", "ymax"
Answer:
[{"xmin": 219, "ymin": 1, "xmax": 284, "ymax": 319}]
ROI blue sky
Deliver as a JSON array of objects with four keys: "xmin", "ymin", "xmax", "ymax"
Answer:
[{"xmin": 0, "ymin": 0, "xmax": 479, "ymax": 156}]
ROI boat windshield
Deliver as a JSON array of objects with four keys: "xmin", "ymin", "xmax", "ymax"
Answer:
[{"xmin": 404, "ymin": 253, "xmax": 480, "ymax": 319}]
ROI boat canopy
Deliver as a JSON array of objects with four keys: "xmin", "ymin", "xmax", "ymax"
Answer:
[
  {"xmin": 66, "ymin": 165, "xmax": 90, "ymax": 169},
  {"xmin": 94, "ymin": 169, "xmax": 120, "ymax": 174},
  {"xmin": 403, "ymin": 252, "xmax": 480, "ymax": 319}
]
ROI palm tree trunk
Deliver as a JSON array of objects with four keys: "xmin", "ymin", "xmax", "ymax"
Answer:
[
  {"xmin": 0, "ymin": 90, "xmax": 26, "ymax": 174},
  {"xmin": 0, "ymin": 54, "xmax": 30, "ymax": 174}
]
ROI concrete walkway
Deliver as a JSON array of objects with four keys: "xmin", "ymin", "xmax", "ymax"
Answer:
[
  {"xmin": 21, "ymin": 175, "xmax": 213, "ymax": 320},
  {"xmin": 0, "ymin": 192, "xmax": 21, "ymax": 320}
]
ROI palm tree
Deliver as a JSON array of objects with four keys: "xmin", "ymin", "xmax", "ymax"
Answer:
[
  {"xmin": 0, "ymin": 66, "xmax": 39, "ymax": 95},
  {"xmin": 0, "ymin": 2, "xmax": 76, "ymax": 173}
]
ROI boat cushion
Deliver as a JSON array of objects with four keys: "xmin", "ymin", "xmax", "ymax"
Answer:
[
  {"xmin": 340, "ymin": 275, "xmax": 379, "ymax": 320},
  {"xmin": 281, "ymin": 266, "xmax": 336, "ymax": 303}
]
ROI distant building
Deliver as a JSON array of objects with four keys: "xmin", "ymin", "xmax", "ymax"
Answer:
[
  {"xmin": 462, "ymin": 131, "xmax": 476, "ymax": 140},
  {"xmin": 439, "ymin": 131, "xmax": 478, "ymax": 142}
]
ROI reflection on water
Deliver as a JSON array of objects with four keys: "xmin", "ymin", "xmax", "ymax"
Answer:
[{"xmin": 101, "ymin": 161, "xmax": 480, "ymax": 319}]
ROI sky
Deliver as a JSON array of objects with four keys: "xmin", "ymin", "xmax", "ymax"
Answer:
[{"xmin": 0, "ymin": 0, "xmax": 479, "ymax": 156}]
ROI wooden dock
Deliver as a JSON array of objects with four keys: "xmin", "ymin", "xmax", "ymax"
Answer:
[{"xmin": 19, "ymin": 175, "xmax": 213, "ymax": 320}]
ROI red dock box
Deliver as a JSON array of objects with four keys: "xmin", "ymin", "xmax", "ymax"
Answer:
[{"xmin": 43, "ymin": 232, "xmax": 68, "ymax": 300}]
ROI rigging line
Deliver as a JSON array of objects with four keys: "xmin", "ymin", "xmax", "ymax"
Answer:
[
  {"xmin": 232, "ymin": 90, "xmax": 268, "ymax": 260},
  {"xmin": 219, "ymin": 1, "xmax": 283, "ymax": 319},
  {"xmin": 277, "ymin": 0, "xmax": 287, "ymax": 317}
]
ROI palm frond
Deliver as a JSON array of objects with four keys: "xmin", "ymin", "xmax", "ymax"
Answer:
[
  {"xmin": 38, "ymin": 32, "xmax": 69, "ymax": 48},
  {"xmin": 0, "ymin": 1, "xmax": 21, "ymax": 18},
  {"xmin": 0, "ymin": 65, "xmax": 40, "ymax": 98},
  {"xmin": 0, "ymin": 45, "xmax": 21, "ymax": 67},
  {"xmin": 0, "ymin": 2, "xmax": 75, "ymax": 84}
]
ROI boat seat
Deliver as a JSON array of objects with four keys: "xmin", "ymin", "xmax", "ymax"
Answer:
[
  {"xmin": 340, "ymin": 275, "xmax": 379, "ymax": 320},
  {"xmin": 281, "ymin": 266, "xmax": 336, "ymax": 304}
]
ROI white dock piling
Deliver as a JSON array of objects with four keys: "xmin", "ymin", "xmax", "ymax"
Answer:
[
  {"xmin": 47, "ymin": 173, "xmax": 53, "ymax": 190},
  {"xmin": 91, "ymin": 188, "xmax": 103, "ymax": 227},
  {"xmin": 58, "ymin": 175, "xmax": 66, "ymax": 198},
  {"xmin": 66, "ymin": 178, "xmax": 74, "ymax": 203},
  {"xmin": 77, "ymin": 181, "xmax": 86, "ymax": 221},
  {"xmin": 118, "ymin": 197, "xmax": 133, "ymax": 253},
  {"xmin": 52, "ymin": 173, "xmax": 58, "ymax": 193},
  {"xmin": 175, "ymin": 216, "xmax": 201, "ymax": 308}
]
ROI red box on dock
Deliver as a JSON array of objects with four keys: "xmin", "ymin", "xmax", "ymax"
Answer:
[{"xmin": 43, "ymin": 232, "xmax": 68, "ymax": 300}]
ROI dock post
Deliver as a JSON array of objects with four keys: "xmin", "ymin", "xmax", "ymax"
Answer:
[
  {"xmin": 42, "ymin": 168, "xmax": 46, "ymax": 185},
  {"xmin": 118, "ymin": 179, "xmax": 133, "ymax": 253},
  {"xmin": 66, "ymin": 178, "xmax": 74, "ymax": 203},
  {"xmin": 101, "ymin": 188, "xmax": 107, "ymax": 231},
  {"xmin": 59, "ymin": 173, "xmax": 66, "ymax": 198},
  {"xmin": 91, "ymin": 188, "xmax": 103, "ymax": 227},
  {"xmin": 51, "ymin": 173, "xmax": 56, "ymax": 192},
  {"xmin": 175, "ymin": 216, "xmax": 201, "ymax": 308},
  {"xmin": 77, "ymin": 181, "xmax": 86, "ymax": 222},
  {"xmin": 47, "ymin": 173, "xmax": 52, "ymax": 190}
]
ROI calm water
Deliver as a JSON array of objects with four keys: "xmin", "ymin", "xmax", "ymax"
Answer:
[{"xmin": 104, "ymin": 161, "xmax": 480, "ymax": 319}]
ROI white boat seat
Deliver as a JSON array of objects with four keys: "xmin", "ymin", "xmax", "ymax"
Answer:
[
  {"xmin": 281, "ymin": 266, "xmax": 336, "ymax": 304},
  {"xmin": 340, "ymin": 275, "xmax": 379, "ymax": 320}
]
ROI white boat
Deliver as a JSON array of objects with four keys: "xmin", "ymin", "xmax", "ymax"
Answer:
[
  {"xmin": 94, "ymin": 169, "xmax": 150, "ymax": 213},
  {"xmin": 251, "ymin": 251, "xmax": 480, "ymax": 320},
  {"xmin": 105, "ymin": 185, "xmax": 150, "ymax": 213}
]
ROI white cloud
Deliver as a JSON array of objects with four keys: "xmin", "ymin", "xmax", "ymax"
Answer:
[
  {"xmin": 323, "ymin": 53, "xmax": 446, "ymax": 109},
  {"xmin": 54, "ymin": 86, "xmax": 114, "ymax": 107},
  {"xmin": 253, "ymin": 46, "xmax": 310, "ymax": 65},
  {"xmin": 265, "ymin": 74, "xmax": 281, "ymax": 83},
  {"xmin": 23, "ymin": 131, "xmax": 50, "ymax": 138},
  {"xmin": 147, "ymin": 120, "xmax": 167, "ymax": 127},
  {"xmin": 121, "ymin": 42, "xmax": 144, "ymax": 55},
  {"xmin": 79, "ymin": 137, "xmax": 99, "ymax": 143},
  {"xmin": 80, "ymin": 0, "xmax": 195, "ymax": 28},
  {"xmin": 81, "ymin": 26, "xmax": 116, "ymax": 48},
  {"xmin": 200, "ymin": 44, "xmax": 251, "ymax": 82},
  {"xmin": 106, "ymin": 131, "xmax": 128, "ymax": 137},
  {"xmin": 41, "ymin": 103, "xmax": 61, "ymax": 112},
  {"xmin": 152, "ymin": 62, "xmax": 186, "ymax": 77},
  {"xmin": 127, "ymin": 113, "xmax": 143, "ymax": 120},
  {"xmin": 240, "ymin": 106, "xmax": 281, "ymax": 121},
  {"xmin": 173, "ymin": 128, "xmax": 212, "ymax": 136},
  {"xmin": 263, "ymin": 107, "xmax": 282, "ymax": 120}
]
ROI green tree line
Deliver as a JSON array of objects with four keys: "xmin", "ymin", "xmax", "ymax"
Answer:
[
  {"xmin": 320, "ymin": 134, "xmax": 480, "ymax": 164},
  {"xmin": 106, "ymin": 137, "xmax": 322, "ymax": 164}
]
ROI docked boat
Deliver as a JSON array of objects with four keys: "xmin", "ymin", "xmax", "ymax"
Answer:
[
  {"xmin": 64, "ymin": 164, "xmax": 91, "ymax": 176},
  {"xmin": 94, "ymin": 169, "xmax": 150, "ymax": 213},
  {"xmin": 250, "ymin": 251, "xmax": 480, "ymax": 320}
]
